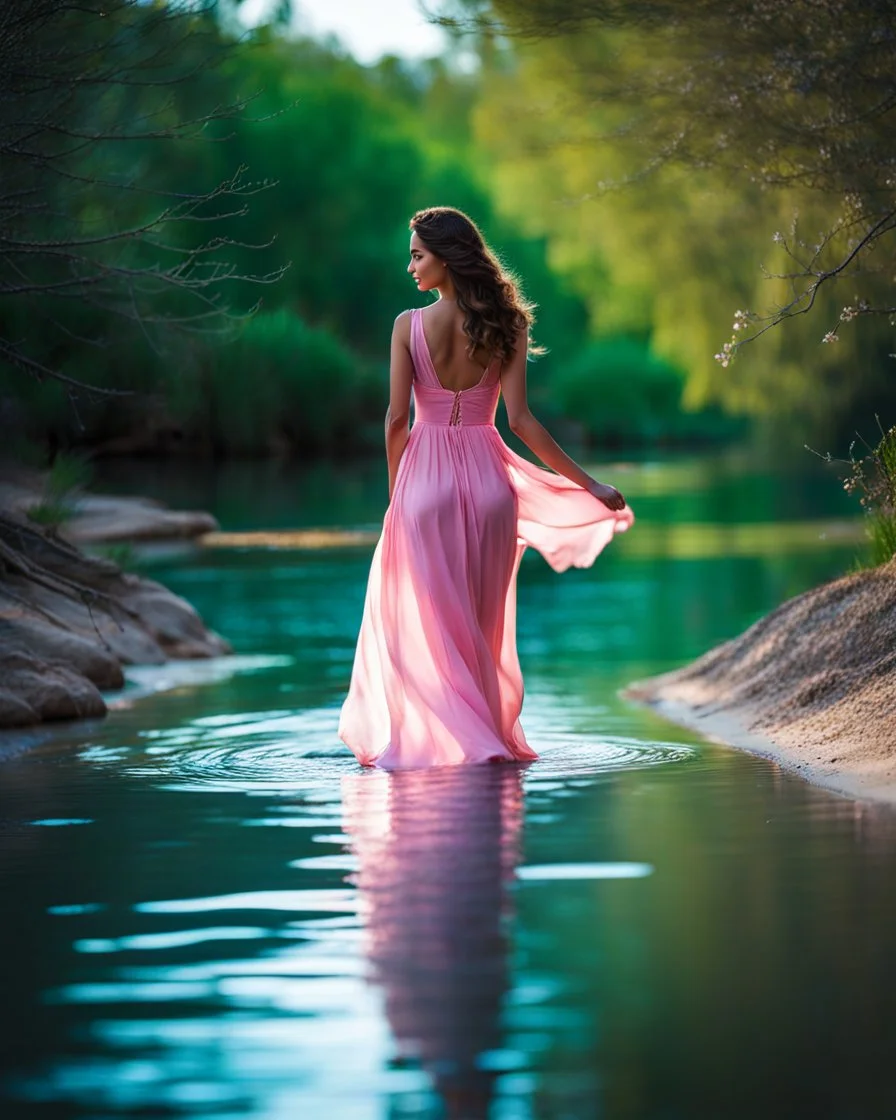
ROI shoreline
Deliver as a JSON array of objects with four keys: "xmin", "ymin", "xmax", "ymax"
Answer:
[
  {"xmin": 624, "ymin": 561, "xmax": 896, "ymax": 809},
  {"xmin": 0, "ymin": 466, "xmax": 231, "ymax": 731},
  {"xmin": 627, "ymin": 689, "xmax": 896, "ymax": 806}
]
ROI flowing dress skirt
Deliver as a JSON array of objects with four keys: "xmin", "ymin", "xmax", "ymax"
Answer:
[{"xmin": 338, "ymin": 419, "xmax": 633, "ymax": 770}]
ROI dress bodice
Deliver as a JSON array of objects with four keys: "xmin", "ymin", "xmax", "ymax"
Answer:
[{"xmin": 409, "ymin": 308, "xmax": 500, "ymax": 427}]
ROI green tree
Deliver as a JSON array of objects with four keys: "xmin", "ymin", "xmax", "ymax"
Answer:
[
  {"xmin": 435, "ymin": 0, "xmax": 896, "ymax": 440},
  {"xmin": 0, "ymin": 1, "xmax": 286, "ymax": 404}
]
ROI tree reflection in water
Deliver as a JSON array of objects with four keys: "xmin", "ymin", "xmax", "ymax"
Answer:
[{"xmin": 341, "ymin": 763, "xmax": 527, "ymax": 1119}]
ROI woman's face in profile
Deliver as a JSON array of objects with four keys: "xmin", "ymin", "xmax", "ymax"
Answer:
[{"xmin": 408, "ymin": 231, "xmax": 444, "ymax": 292}]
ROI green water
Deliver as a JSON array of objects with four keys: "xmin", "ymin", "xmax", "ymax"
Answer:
[{"xmin": 1, "ymin": 450, "xmax": 895, "ymax": 1119}]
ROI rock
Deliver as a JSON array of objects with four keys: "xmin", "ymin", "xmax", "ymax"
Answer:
[
  {"xmin": 61, "ymin": 499, "xmax": 219, "ymax": 544},
  {"xmin": 119, "ymin": 576, "xmax": 232, "ymax": 658},
  {"xmin": 0, "ymin": 688, "xmax": 39, "ymax": 727},
  {"xmin": 0, "ymin": 606, "xmax": 124, "ymax": 689},
  {"xmin": 0, "ymin": 485, "xmax": 232, "ymax": 731},
  {"xmin": 13, "ymin": 575, "xmax": 168, "ymax": 666},
  {"xmin": 0, "ymin": 464, "xmax": 218, "ymax": 544},
  {"xmin": 0, "ymin": 651, "xmax": 106, "ymax": 723}
]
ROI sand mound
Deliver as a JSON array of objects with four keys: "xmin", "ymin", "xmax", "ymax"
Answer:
[{"xmin": 628, "ymin": 561, "xmax": 896, "ymax": 803}]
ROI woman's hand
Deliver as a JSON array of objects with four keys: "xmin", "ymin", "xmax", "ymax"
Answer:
[{"xmin": 586, "ymin": 478, "xmax": 627, "ymax": 511}]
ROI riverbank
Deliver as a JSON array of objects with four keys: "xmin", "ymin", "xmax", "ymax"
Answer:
[
  {"xmin": 626, "ymin": 561, "xmax": 896, "ymax": 805},
  {"xmin": 0, "ymin": 466, "xmax": 217, "ymax": 543},
  {"xmin": 0, "ymin": 466, "xmax": 230, "ymax": 729}
]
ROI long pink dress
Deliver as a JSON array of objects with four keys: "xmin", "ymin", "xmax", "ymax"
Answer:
[{"xmin": 339, "ymin": 308, "xmax": 634, "ymax": 769}]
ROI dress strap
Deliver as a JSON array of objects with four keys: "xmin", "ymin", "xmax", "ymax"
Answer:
[{"xmin": 409, "ymin": 308, "xmax": 440, "ymax": 387}]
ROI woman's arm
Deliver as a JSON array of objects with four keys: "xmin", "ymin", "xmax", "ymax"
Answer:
[
  {"xmin": 385, "ymin": 311, "xmax": 414, "ymax": 500},
  {"xmin": 501, "ymin": 329, "xmax": 627, "ymax": 511}
]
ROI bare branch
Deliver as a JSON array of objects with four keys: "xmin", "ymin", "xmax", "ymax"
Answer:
[
  {"xmin": 715, "ymin": 208, "xmax": 896, "ymax": 364},
  {"xmin": 0, "ymin": 0, "xmax": 285, "ymax": 396}
]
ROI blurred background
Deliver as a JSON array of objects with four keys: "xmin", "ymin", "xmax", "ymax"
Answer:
[{"xmin": 5, "ymin": 0, "xmax": 893, "ymax": 474}]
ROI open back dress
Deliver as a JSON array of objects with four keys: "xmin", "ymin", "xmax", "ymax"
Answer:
[{"xmin": 338, "ymin": 308, "xmax": 634, "ymax": 769}]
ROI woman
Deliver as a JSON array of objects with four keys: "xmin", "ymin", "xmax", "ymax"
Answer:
[{"xmin": 339, "ymin": 207, "xmax": 633, "ymax": 769}]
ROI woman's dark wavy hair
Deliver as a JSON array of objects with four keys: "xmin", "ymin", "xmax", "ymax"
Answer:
[{"xmin": 409, "ymin": 206, "xmax": 542, "ymax": 364}]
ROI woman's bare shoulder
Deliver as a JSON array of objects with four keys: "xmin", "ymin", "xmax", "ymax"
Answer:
[
  {"xmin": 392, "ymin": 308, "xmax": 415, "ymax": 340},
  {"xmin": 500, "ymin": 325, "xmax": 530, "ymax": 371}
]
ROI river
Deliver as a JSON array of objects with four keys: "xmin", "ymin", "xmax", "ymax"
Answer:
[{"xmin": 1, "ymin": 449, "xmax": 894, "ymax": 1119}]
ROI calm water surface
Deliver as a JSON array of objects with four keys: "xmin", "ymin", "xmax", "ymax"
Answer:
[{"xmin": 1, "ymin": 451, "xmax": 895, "ymax": 1119}]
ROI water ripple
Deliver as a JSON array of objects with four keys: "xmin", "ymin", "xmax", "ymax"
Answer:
[
  {"xmin": 79, "ymin": 699, "xmax": 693, "ymax": 794},
  {"xmin": 528, "ymin": 737, "xmax": 694, "ymax": 779},
  {"xmin": 80, "ymin": 707, "xmax": 354, "ymax": 793}
]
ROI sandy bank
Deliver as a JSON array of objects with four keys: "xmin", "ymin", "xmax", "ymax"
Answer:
[{"xmin": 626, "ymin": 562, "xmax": 896, "ymax": 806}]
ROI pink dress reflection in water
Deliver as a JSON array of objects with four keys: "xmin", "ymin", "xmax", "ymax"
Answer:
[
  {"xmin": 339, "ymin": 308, "xmax": 633, "ymax": 769},
  {"xmin": 341, "ymin": 765, "xmax": 523, "ymax": 1116}
]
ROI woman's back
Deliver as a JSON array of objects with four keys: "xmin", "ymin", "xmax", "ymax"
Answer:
[{"xmin": 418, "ymin": 303, "xmax": 496, "ymax": 392}]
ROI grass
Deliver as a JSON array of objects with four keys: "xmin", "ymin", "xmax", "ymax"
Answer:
[
  {"xmin": 840, "ymin": 421, "xmax": 896, "ymax": 568},
  {"xmin": 26, "ymin": 450, "xmax": 94, "ymax": 528},
  {"xmin": 94, "ymin": 542, "xmax": 138, "ymax": 570},
  {"xmin": 867, "ymin": 427, "xmax": 896, "ymax": 565}
]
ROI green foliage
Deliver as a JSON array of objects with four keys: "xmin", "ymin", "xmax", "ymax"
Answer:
[
  {"xmin": 549, "ymin": 338, "xmax": 739, "ymax": 446},
  {"xmin": 26, "ymin": 450, "xmax": 93, "ymax": 527},
  {"xmin": 47, "ymin": 449, "xmax": 93, "ymax": 496},
  {"xmin": 0, "ymin": 1, "xmax": 280, "ymax": 392},
  {"xmin": 25, "ymin": 502, "xmax": 72, "ymax": 527},
  {"xmin": 181, "ymin": 309, "xmax": 375, "ymax": 458},
  {"xmin": 465, "ymin": 20, "xmax": 896, "ymax": 444},
  {"xmin": 1, "ymin": 10, "xmax": 735, "ymax": 457},
  {"xmin": 94, "ymin": 542, "xmax": 137, "ymax": 571},
  {"xmin": 842, "ymin": 423, "xmax": 896, "ymax": 568}
]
